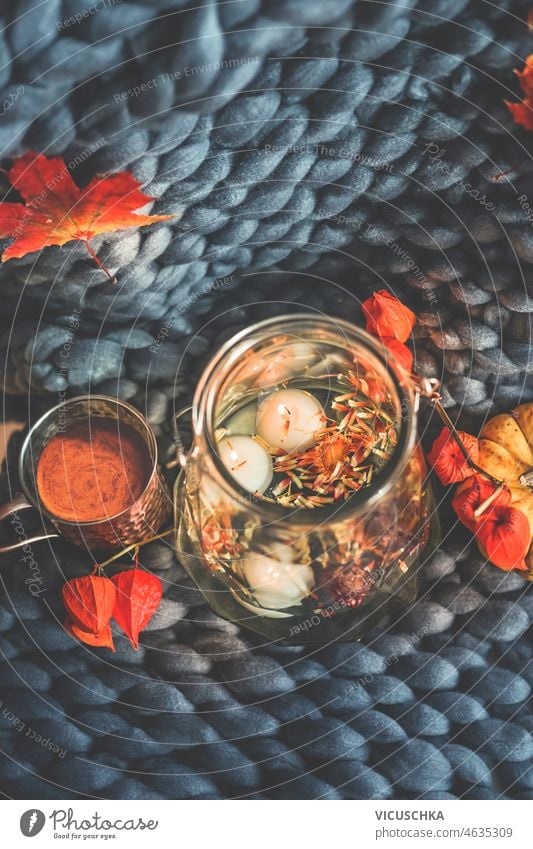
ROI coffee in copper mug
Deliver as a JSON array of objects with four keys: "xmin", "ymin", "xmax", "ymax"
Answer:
[{"xmin": 0, "ymin": 395, "xmax": 171, "ymax": 553}]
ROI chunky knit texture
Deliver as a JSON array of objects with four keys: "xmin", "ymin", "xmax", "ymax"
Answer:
[{"xmin": 0, "ymin": 0, "xmax": 532, "ymax": 799}]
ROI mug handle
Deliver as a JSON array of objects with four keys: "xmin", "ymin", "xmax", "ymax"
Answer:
[{"xmin": 0, "ymin": 492, "xmax": 59, "ymax": 553}]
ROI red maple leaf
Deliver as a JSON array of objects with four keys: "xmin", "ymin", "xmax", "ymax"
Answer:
[{"xmin": 0, "ymin": 151, "xmax": 173, "ymax": 279}]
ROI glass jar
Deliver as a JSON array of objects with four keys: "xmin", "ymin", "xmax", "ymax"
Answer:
[{"xmin": 174, "ymin": 315, "xmax": 439, "ymax": 643}]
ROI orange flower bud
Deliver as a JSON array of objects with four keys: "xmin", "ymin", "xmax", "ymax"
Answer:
[{"xmin": 362, "ymin": 290, "xmax": 416, "ymax": 343}]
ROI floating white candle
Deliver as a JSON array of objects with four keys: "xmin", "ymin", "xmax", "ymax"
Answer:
[
  {"xmin": 218, "ymin": 435, "xmax": 273, "ymax": 494},
  {"xmin": 254, "ymin": 342, "xmax": 316, "ymax": 388},
  {"xmin": 237, "ymin": 343, "xmax": 316, "ymax": 388},
  {"xmin": 241, "ymin": 552, "xmax": 314, "ymax": 612},
  {"xmin": 256, "ymin": 388, "xmax": 325, "ymax": 453}
]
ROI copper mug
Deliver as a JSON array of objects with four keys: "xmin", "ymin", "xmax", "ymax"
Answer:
[{"xmin": 0, "ymin": 395, "xmax": 171, "ymax": 553}]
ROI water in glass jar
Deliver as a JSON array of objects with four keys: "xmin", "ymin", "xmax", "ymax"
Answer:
[
  {"xmin": 186, "ymin": 369, "xmax": 427, "ymax": 624},
  {"xmin": 174, "ymin": 319, "xmax": 436, "ymax": 641}
]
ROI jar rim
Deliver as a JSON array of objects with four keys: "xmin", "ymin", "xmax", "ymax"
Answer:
[{"xmin": 192, "ymin": 314, "xmax": 418, "ymax": 526}]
